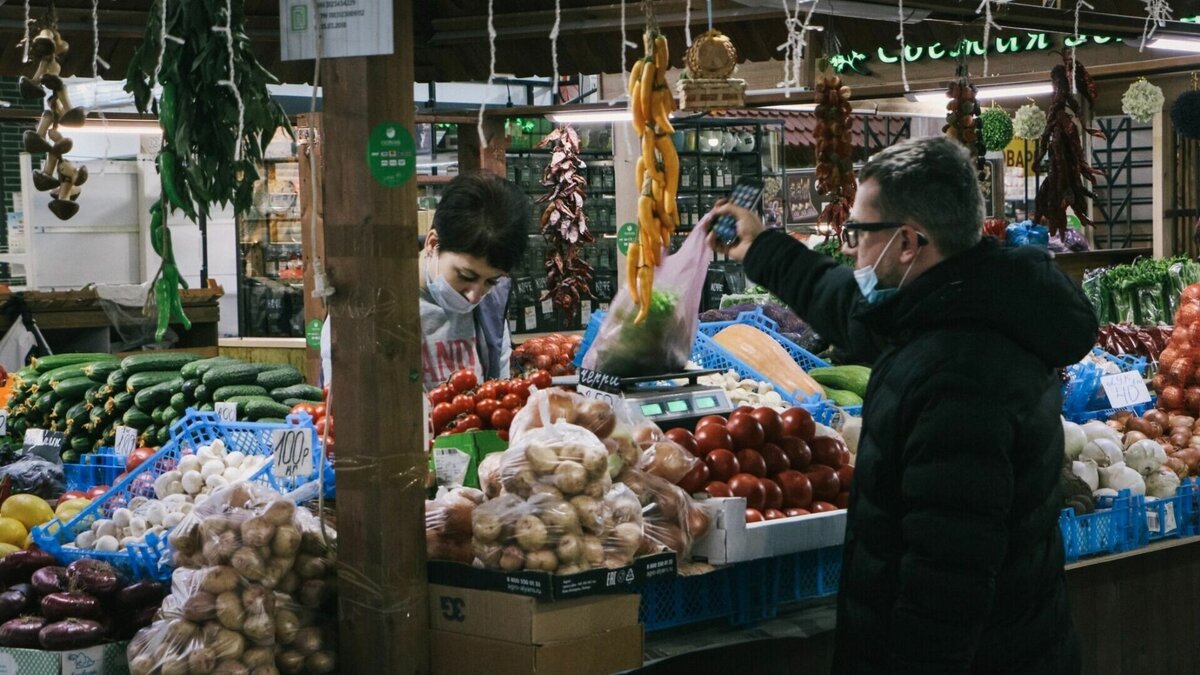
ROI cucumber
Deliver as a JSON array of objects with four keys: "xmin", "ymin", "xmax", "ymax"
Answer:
[
  {"xmin": 84, "ymin": 361, "xmax": 122, "ymax": 383},
  {"xmin": 151, "ymin": 406, "xmax": 167, "ymax": 426},
  {"xmin": 808, "ymin": 366, "xmax": 872, "ymax": 399},
  {"xmin": 135, "ymin": 379, "xmax": 182, "ymax": 411},
  {"xmin": 35, "ymin": 391, "xmax": 56, "ymax": 415},
  {"xmin": 256, "ymin": 418, "xmax": 287, "ymax": 424},
  {"xmin": 122, "ymin": 408, "xmax": 153, "ymax": 431},
  {"xmin": 15, "ymin": 367, "xmax": 38, "ymax": 383},
  {"xmin": 51, "ymin": 397, "xmax": 72, "ymax": 419},
  {"xmin": 157, "ymin": 426, "xmax": 171, "ymax": 446},
  {"xmin": 270, "ymin": 384, "xmax": 323, "ymax": 403},
  {"xmin": 120, "ymin": 352, "xmax": 200, "ymax": 375},
  {"xmin": 181, "ymin": 379, "xmax": 200, "ymax": 403},
  {"xmin": 257, "ymin": 367, "xmax": 304, "ymax": 390},
  {"xmin": 194, "ymin": 384, "xmax": 213, "ymax": 403},
  {"xmin": 824, "ymin": 388, "xmax": 864, "ymax": 407},
  {"xmin": 202, "ymin": 364, "xmax": 260, "ymax": 389},
  {"xmin": 225, "ymin": 395, "xmax": 276, "ymax": 417},
  {"xmin": 214, "ymin": 385, "xmax": 268, "ymax": 402},
  {"xmin": 107, "ymin": 392, "xmax": 135, "ymax": 415},
  {"xmin": 126, "ymin": 371, "xmax": 182, "ymax": 394},
  {"xmin": 281, "ymin": 398, "xmax": 305, "ymax": 408},
  {"xmin": 162, "ymin": 406, "xmax": 182, "ymax": 429},
  {"xmin": 106, "ymin": 369, "xmax": 128, "ymax": 389},
  {"xmin": 70, "ymin": 435, "xmax": 93, "ymax": 453},
  {"xmin": 52, "ymin": 377, "xmax": 93, "ymax": 401},
  {"xmin": 246, "ymin": 399, "xmax": 292, "ymax": 420},
  {"xmin": 180, "ymin": 356, "xmax": 239, "ymax": 380},
  {"xmin": 31, "ymin": 353, "xmax": 116, "ymax": 374},
  {"xmin": 36, "ymin": 364, "xmax": 91, "ymax": 390},
  {"xmin": 64, "ymin": 401, "xmax": 90, "ymax": 428},
  {"xmin": 199, "ymin": 403, "xmax": 215, "ymax": 412},
  {"xmin": 170, "ymin": 392, "xmax": 188, "ymax": 412},
  {"xmin": 141, "ymin": 425, "xmax": 158, "ymax": 446},
  {"xmin": 61, "ymin": 450, "xmax": 79, "ymax": 464}
]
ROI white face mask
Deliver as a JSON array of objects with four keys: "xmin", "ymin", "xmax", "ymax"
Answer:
[
  {"xmin": 425, "ymin": 251, "xmax": 482, "ymax": 314},
  {"xmin": 852, "ymin": 229, "xmax": 919, "ymax": 304}
]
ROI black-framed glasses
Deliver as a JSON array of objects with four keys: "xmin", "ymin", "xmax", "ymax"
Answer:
[{"xmin": 838, "ymin": 221, "xmax": 905, "ymax": 249}]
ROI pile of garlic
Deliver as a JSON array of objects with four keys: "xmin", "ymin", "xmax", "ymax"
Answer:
[{"xmin": 66, "ymin": 440, "xmax": 269, "ymax": 553}]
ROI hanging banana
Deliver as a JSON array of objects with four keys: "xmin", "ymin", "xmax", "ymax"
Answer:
[{"xmin": 628, "ymin": 31, "xmax": 680, "ymax": 324}]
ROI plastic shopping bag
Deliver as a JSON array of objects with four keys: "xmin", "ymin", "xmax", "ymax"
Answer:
[{"xmin": 582, "ymin": 223, "xmax": 713, "ymax": 377}]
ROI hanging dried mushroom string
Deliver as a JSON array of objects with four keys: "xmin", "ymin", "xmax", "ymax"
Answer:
[
  {"xmin": 536, "ymin": 127, "xmax": 594, "ymax": 317},
  {"xmin": 1032, "ymin": 52, "xmax": 1105, "ymax": 237}
]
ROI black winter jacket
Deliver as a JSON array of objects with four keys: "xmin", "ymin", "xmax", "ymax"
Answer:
[{"xmin": 744, "ymin": 232, "xmax": 1095, "ymax": 675}]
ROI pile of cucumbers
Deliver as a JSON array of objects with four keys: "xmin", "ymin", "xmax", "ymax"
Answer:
[{"xmin": 6, "ymin": 352, "xmax": 323, "ymax": 462}]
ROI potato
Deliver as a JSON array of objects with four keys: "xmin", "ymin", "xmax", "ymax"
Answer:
[
  {"xmin": 300, "ymin": 579, "xmax": 331, "ymax": 608},
  {"xmin": 530, "ymin": 483, "xmax": 565, "ymax": 501},
  {"xmin": 232, "ymin": 547, "xmax": 267, "ymax": 581},
  {"xmin": 240, "ymin": 517, "xmax": 275, "ymax": 548},
  {"xmin": 525, "ymin": 549, "xmax": 558, "ymax": 572},
  {"xmin": 538, "ymin": 499, "xmax": 581, "ymax": 535},
  {"xmin": 553, "ymin": 461, "xmax": 588, "ymax": 495},
  {"xmin": 307, "ymin": 651, "xmax": 338, "ymax": 674},
  {"xmin": 277, "ymin": 570, "xmax": 301, "ymax": 595},
  {"xmin": 213, "ymin": 661, "xmax": 250, "ymax": 675},
  {"xmin": 557, "ymin": 440, "xmax": 585, "ymax": 463},
  {"xmin": 242, "ymin": 586, "xmax": 275, "ymax": 615},
  {"xmin": 472, "ymin": 513, "xmax": 503, "ymax": 544},
  {"xmin": 499, "ymin": 545, "xmax": 525, "ymax": 571},
  {"xmin": 243, "ymin": 646, "xmax": 275, "ymax": 668},
  {"xmin": 263, "ymin": 500, "xmax": 296, "ymax": 527},
  {"xmin": 583, "ymin": 475, "xmax": 612, "ymax": 499},
  {"xmin": 570, "ymin": 496, "xmax": 605, "ymax": 534},
  {"xmin": 609, "ymin": 522, "xmax": 643, "ymax": 557},
  {"xmin": 216, "ymin": 591, "xmax": 245, "ymax": 631},
  {"xmin": 472, "ymin": 541, "xmax": 503, "ymax": 568},
  {"xmin": 271, "ymin": 526, "xmax": 302, "ymax": 558},
  {"xmin": 182, "ymin": 591, "xmax": 217, "ymax": 622},
  {"xmin": 294, "ymin": 627, "xmax": 323, "ymax": 655},
  {"xmin": 556, "ymin": 534, "xmax": 584, "ymax": 564},
  {"xmin": 263, "ymin": 557, "xmax": 293, "ymax": 589},
  {"xmin": 294, "ymin": 554, "xmax": 329, "ymax": 580},
  {"xmin": 277, "ymin": 651, "xmax": 306, "ymax": 675},
  {"xmin": 203, "ymin": 531, "xmax": 240, "ymax": 566},
  {"xmin": 514, "ymin": 515, "xmax": 548, "ymax": 552},
  {"xmin": 243, "ymin": 609, "xmax": 275, "ymax": 644},
  {"xmin": 200, "ymin": 566, "xmax": 239, "ymax": 595},
  {"xmin": 187, "ymin": 647, "xmax": 216, "ymax": 674},
  {"xmin": 275, "ymin": 608, "xmax": 301, "ymax": 645},
  {"xmin": 581, "ymin": 535, "xmax": 605, "ymax": 566},
  {"xmin": 210, "ymin": 627, "xmax": 245, "ymax": 660},
  {"xmin": 582, "ymin": 445, "xmax": 608, "ymax": 478},
  {"xmin": 524, "ymin": 444, "xmax": 559, "ymax": 474}
]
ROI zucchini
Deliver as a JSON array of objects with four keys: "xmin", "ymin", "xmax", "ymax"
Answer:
[
  {"xmin": 170, "ymin": 392, "xmax": 188, "ymax": 412},
  {"xmin": 31, "ymin": 353, "xmax": 115, "ymax": 374},
  {"xmin": 214, "ymin": 385, "xmax": 268, "ymax": 402},
  {"xmin": 126, "ymin": 371, "xmax": 182, "ymax": 394},
  {"xmin": 202, "ymin": 364, "xmax": 260, "ymax": 389},
  {"xmin": 180, "ymin": 356, "xmax": 239, "ymax": 380},
  {"xmin": 808, "ymin": 366, "xmax": 872, "ymax": 399},
  {"xmin": 181, "ymin": 379, "xmax": 200, "ymax": 403},
  {"xmin": 84, "ymin": 361, "xmax": 122, "ymax": 383},
  {"xmin": 194, "ymin": 384, "xmax": 213, "ymax": 403},
  {"xmin": 134, "ymin": 379, "xmax": 182, "ymax": 411},
  {"xmin": 824, "ymin": 388, "xmax": 864, "ymax": 407},
  {"xmin": 121, "ymin": 408, "xmax": 153, "ymax": 431},
  {"xmin": 270, "ymin": 384, "xmax": 324, "ymax": 404},
  {"xmin": 257, "ymin": 367, "xmax": 304, "ymax": 390},
  {"xmin": 246, "ymin": 399, "xmax": 292, "ymax": 420},
  {"xmin": 106, "ymin": 369, "xmax": 128, "ymax": 389},
  {"xmin": 52, "ymin": 377, "xmax": 93, "ymax": 401},
  {"xmin": 120, "ymin": 352, "xmax": 200, "ymax": 375}
]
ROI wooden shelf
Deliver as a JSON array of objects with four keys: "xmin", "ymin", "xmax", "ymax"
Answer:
[{"xmin": 417, "ymin": 175, "xmax": 455, "ymax": 185}]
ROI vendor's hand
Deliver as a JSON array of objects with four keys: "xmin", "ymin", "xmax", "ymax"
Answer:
[{"xmin": 704, "ymin": 200, "xmax": 765, "ymax": 262}]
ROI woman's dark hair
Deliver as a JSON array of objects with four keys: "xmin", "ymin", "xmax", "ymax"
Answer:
[{"xmin": 432, "ymin": 172, "xmax": 530, "ymax": 273}]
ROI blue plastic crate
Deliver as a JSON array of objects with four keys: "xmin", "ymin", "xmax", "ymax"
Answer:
[
  {"xmin": 1134, "ymin": 479, "xmax": 1200, "ymax": 544},
  {"xmin": 639, "ymin": 545, "xmax": 842, "ymax": 631},
  {"xmin": 34, "ymin": 410, "xmax": 330, "ymax": 580},
  {"xmin": 1058, "ymin": 489, "xmax": 1141, "ymax": 563},
  {"xmin": 696, "ymin": 309, "xmax": 831, "ymax": 373},
  {"xmin": 1062, "ymin": 348, "xmax": 1151, "ymax": 421},
  {"xmin": 64, "ymin": 449, "xmax": 125, "ymax": 493}
]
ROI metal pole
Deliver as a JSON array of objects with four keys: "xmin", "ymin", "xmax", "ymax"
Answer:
[{"xmin": 198, "ymin": 211, "xmax": 209, "ymax": 287}]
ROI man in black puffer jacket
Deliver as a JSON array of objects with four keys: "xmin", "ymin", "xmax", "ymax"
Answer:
[{"xmin": 708, "ymin": 137, "xmax": 1093, "ymax": 674}]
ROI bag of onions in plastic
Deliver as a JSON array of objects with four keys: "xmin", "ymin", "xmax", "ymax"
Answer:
[
  {"xmin": 425, "ymin": 487, "xmax": 484, "ymax": 564},
  {"xmin": 1154, "ymin": 283, "xmax": 1200, "ymax": 414}
]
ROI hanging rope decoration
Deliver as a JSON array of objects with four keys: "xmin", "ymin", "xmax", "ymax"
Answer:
[
  {"xmin": 897, "ymin": 0, "xmax": 910, "ymax": 92},
  {"xmin": 975, "ymin": 0, "xmax": 1012, "ymax": 78},
  {"xmin": 777, "ymin": 0, "xmax": 818, "ymax": 96},
  {"xmin": 22, "ymin": 0, "xmax": 30, "ymax": 64},
  {"xmin": 684, "ymin": 0, "xmax": 693, "ymax": 46},
  {"xmin": 549, "ymin": 0, "xmax": 561, "ymax": 105},
  {"xmin": 1140, "ymin": 0, "xmax": 1173, "ymax": 51},
  {"xmin": 477, "ymin": 0, "xmax": 497, "ymax": 149},
  {"xmin": 1170, "ymin": 73, "xmax": 1200, "ymax": 140},
  {"xmin": 91, "ymin": 0, "xmax": 112, "ymax": 171},
  {"xmin": 214, "ymin": 0, "xmax": 245, "ymax": 162},
  {"xmin": 1071, "ymin": 0, "xmax": 1093, "ymax": 94}
]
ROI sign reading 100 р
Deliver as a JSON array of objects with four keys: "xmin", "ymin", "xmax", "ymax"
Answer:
[{"xmin": 366, "ymin": 123, "xmax": 416, "ymax": 188}]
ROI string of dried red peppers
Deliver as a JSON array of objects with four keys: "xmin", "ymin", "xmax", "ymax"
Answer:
[{"xmin": 536, "ymin": 126, "xmax": 594, "ymax": 317}]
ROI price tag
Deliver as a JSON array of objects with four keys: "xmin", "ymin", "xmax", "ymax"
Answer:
[
  {"xmin": 215, "ymin": 402, "xmax": 238, "ymax": 422},
  {"xmin": 0, "ymin": 410, "xmax": 7, "ymax": 436},
  {"xmin": 433, "ymin": 446, "xmax": 471, "ymax": 487},
  {"xmin": 541, "ymin": 299, "xmax": 553, "ymax": 315},
  {"xmin": 270, "ymin": 428, "xmax": 314, "ymax": 479},
  {"xmin": 23, "ymin": 428, "xmax": 44, "ymax": 447},
  {"xmin": 1101, "ymin": 371, "xmax": 1152, "ymax": 409},
  {"xmin": 114, "ymin": 426, "xmax": 138, "ymax": 458},
  {"xmin": 523, "ymin": 307, "xmax": 537, "ymax": 329}
]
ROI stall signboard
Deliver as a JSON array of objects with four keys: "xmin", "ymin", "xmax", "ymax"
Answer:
[{"xmin": 280, "ymin": 0, "xmax": 394, "ymax": 61}]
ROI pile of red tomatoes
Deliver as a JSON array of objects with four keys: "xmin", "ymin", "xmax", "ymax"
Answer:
[
  {"xmin": 429, "ymin": 369, "xmax": 555, "ymax": 440},
  {"xmin": 291, "ymin": 386, "xmax": 332, "ymax": 460},
  {"xmin": 510, "ymin": 334, "xmax": 583, "ymax": 378},
  {"xmin": 666, "ymin": 406, "xmax": 854, "ymax": 523}
]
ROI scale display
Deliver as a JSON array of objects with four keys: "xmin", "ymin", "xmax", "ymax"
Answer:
[{"xmin": 626, "ymin": 387, "xmax": 733, "ymax": 427}]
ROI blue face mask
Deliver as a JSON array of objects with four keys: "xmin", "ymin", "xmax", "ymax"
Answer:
[
  {"xmin": 425, "ymin": 251, "xmax": 484, "ymax": 314},
  {"xmin": 852, "ymin": 229, "xmax": 919, "ymax": 304}
]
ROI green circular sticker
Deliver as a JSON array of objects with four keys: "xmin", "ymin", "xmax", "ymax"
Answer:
[
  {"xmin": 305, "ymin": 318, "xmax": 323, "ymax": 349},
  {"xmin": 366, "ymin": 123, "xmax": 416, "ymax": 187},
  {"xmin": 617, "ymin": 222, "xmax": 639, "ymax": 256},
  {"xmin": 1066, "ymin": 213, "xmax": 1082, "ymax": 230}
]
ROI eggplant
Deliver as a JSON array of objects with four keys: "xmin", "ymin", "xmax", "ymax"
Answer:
[
  {"xmin": 31, "ymin": 566, "xmax": 69, "ymax": 595},
  {"xmin": 0, "ymin": 616, "xmax": 46, "ymax": 648},
  {"xmin": 41, "ymin": 592, "xmax": 103, "ymax": 621},
  {"xmin": 38, "ymin": 618, "xmax": 104, "ymax": 650},
  {"xmin": 118, "ymin": 580, "xmax": 167, "ymax": 608},
  {"xmin": 0, "ymin": 584, "xmax": 36, "ymax": 623},
  {"xmin": 0, "ymin": 549, "xmax": 57, "ymax": 585},
  {"xmin": 66, "ymin": 559, "xmax": 122, "ymax": 596},
  {"xmin": 132, "ymin": 604, "xmax": 158, "ymax": 630}
]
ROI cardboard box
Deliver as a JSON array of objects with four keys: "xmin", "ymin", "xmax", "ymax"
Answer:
[
  {"xmin": 428, "ymin": 585, "xmax": 639, "ymax": 644},
  {"xmin": 431, "ymin": 624, "xmax": 643, "ymax": 675},
  {"xmin": 430, "ymin": 430, "xmax": 508, "ymax": 489},
  {"xmin": 427, "ymin": 551, "xmax": 676, "ymax": 601},
  {"xmin": 690, "ymin": 496, "xmax": 846, "ymax": 564},
  {"xmin": 0, "ymin": 641, "xmax": 129, "ymax": 675}
]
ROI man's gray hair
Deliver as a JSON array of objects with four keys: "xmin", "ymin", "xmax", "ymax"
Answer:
[{"xmin": 859, "ymin": 136, "xmax": 984, "ymax": 256}]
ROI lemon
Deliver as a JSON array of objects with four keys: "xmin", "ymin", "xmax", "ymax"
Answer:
[
  {"xmin": 0, "ymin": 518, "xmax": 26, "ymax": 548},
  {"xmin": 55, "ymin": 498, "xmax": 90, "ymax": 523},
  {"xmin": 22, "ymin": 532, "xmax": 32, "ymax": 550},
  {"xmin": 0, "ymin": 494, "xmax": 54, "ymax": 530},
  {"xmin": 0, "ymin": 543, "xmax": 19, "ymax": 557}
]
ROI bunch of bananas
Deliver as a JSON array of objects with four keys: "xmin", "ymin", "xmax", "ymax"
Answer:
[{"xmin": 627, "ymin": 31, "xmax": 680, "ymax": 324}]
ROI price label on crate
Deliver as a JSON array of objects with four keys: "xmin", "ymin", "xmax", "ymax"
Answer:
[
  {"xmin": 270, "ymin": 428, "xmax": 313, "ymax": 479},
  {"xmin": 114, "ymin": 426, "xmax": 138, "ymax": 458},
  {"xmin": 1101, "ymin": 371, "xmax": 1151, "ymax": 409},
  {"xmin": 22, "ymin": 428, "xmax": 63, "ymax": 462},
  {"xmin": 215, "ymin": 402, "xmax": 238, "ymax": 422}
]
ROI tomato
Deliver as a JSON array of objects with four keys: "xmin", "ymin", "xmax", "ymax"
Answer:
[
  {"xmin": 704, "ymin": 449, "xmax": 740, "ymax": 482},
  {"xmin": 764, "ymin": 508, "xmax": 787, "ymax": 521},
  {"xmin": 431, "ymin": 402, "xmax": 456, "ymax": 432},
  {"xmin": 695, "ymin": 415, "xmax": 727, "ymax": 431},
  {"xmin": 664, "ymin": 428, "xmax": 701, "ymax": 458},
  {"xmin": 705, "ymin": 481, "xmax": 733, "ymax": 498},
  {"xmin": 291, "ymin": 403, "xmax": 317, "ymax": 418},
  {"xmin": 126, "ymin": 447, "xmax": 157, "ymax": 473},
  {"xmin": 776, "ymin": 470, "xmax": 813, "ymax": 509},
  {"xmin": 452, "ymin": 394, "xmax": 477, "ymax": 416},
  {"xmin": 477, "ymin": 382, "xmax": 501, "ymax": 401},
  {"xmin": 806, "ymin": 465, "xmax": 841, "ymax": 502},
  {"xmin": 735, "ymin": 449, "xmax": 767, "ymax": 478},
  {"xmin": 778, "ymin": 436, "xmax": 812, "ymax": 472},
  {"xmin": 56, "ymin": 491, "xmax": 87, "ymax": 507},
  {"xmin": 677, "ymin": 461, "xmax": 710, "ymax": 494},
  {"xmin": 744, "ymin": 508, "xmax": 765, "ymax": 523},
  {"xmin": 810, "ymin": 500, "xmax": 839, "ymax": 513},
  {"xmin": 752, "ymin": 408, "xmax": 784, "ymax": 443},
  {"xmin": 695, "ymin": 425, "xmax": 733, "ymax": 455},
  {"xmin": 496, "ymin": 430, "xmax": 510, "ymax": 442},
  {"xmin": 836, "ymin": 465, "xmax": 855, "ymax": 492},
  {"xmin": 761, "ymin": 478, "xmax": 783, "ymax": 511},
  {"xmin": 316, "ymin": 417, "xmax": 334, "ymax": 437},
  {"xmin": 322, "ymin": 436, "xmax": 336, "ymax": 460},
  {"xmin": 809, "ymin": 436, "xmax": 846, "ymax": 469},
  {"xmin": 500, "ymin": 393, "xmax": 523, "ymax": 410},
  {"xmin": 760, "ymin": 443, "xmax": 789, "ymax": 476},
  {"xmin": 449, "ymin": 370, "xmax": 478, "ymax": 394},
  {"xmin": 86, "ymin": 485, "xmax": 110, "ymax": 500},
  {"xmin": 527, "ymin": 370, "xmax": 553, "ymax": 390},
  {"xmin": 784, "ymin": 508, "xmax": 810, "ymax": 518},
  {"xmin": 429, "ymin": 385, "xmax": 455, "ymax": 406},
  {"xmin": 780, "ymin": 407, "xmax": 817, "ymax": 441},
  {"xmin": 727, "ymin": 415, "xmax": 765, "ymax": 451},
  {"xmin": 729, "ymin": 473, "xmax": 766, "ymax": 511},
  {"xmin": 476, "ymin": 399, "xmax": 501, "ymax": 424},
  {"xmin": 453, "ymin": 414, "xmax": 483, "ymax": 432},
  {"xmin": 490, "ymin": 408, "xmax": 514, "ymax": 431},
  {"xmin": 834, "ymin": 492, "xmax": 850, "ymax": 509}
]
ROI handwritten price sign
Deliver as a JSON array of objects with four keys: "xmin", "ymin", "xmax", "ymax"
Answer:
[
  {"xmin": 270, "ymin": 428, "xmax": 313, "ymax": 479},
  {"xmin": 1101, "ymin": 371, "xmax": 1152, "ymax": 409}
]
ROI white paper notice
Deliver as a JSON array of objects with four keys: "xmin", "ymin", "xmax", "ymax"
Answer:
[
  {"xmin": 280, "ymin": 0, "xmax": 394, "ymax": 61},
  {"xmin": 1101, "ymin": 371, "xmax": 1152, "ymax": 409}
]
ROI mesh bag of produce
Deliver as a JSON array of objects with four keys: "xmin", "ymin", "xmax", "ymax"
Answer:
[
  {"xmin": 273, "ymin": 508, "xmax": 338, "ymax": 674},
  {"xmin": 496, "ymin": 422, "xmax": 613, "ymax": 500},
  {"xmin": 581, "ymin": 224, "xmax": 712, "ymax": 377},
  {"xmin": 425, "ymin": 487, "xmax": 483, "ymax": 564},
  {"xmin": 616, "ymin": 467, "xmax": 707, "ymax": 564}
]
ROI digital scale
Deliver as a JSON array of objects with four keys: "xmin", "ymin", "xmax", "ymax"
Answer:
[{"xmin": 569, "ymin": 368, "xmax": 735, "ymax": 430}]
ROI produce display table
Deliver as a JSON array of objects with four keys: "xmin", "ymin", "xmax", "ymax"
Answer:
[{"xmin": 1053, "ymin": 248, "xmax": 1152, "ymax": 286}]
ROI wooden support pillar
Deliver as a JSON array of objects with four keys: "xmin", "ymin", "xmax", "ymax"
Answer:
[
  {"xmin": 298, "ymin": 113, "xmax": 326, "ymax": 385},
  {"xmin": 457, "ymin": 117, "xmax": 509, "ymax": 176},
  {"xmin": 322, "ymin": 0, "xmax": 430, "ymax": 672}
]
